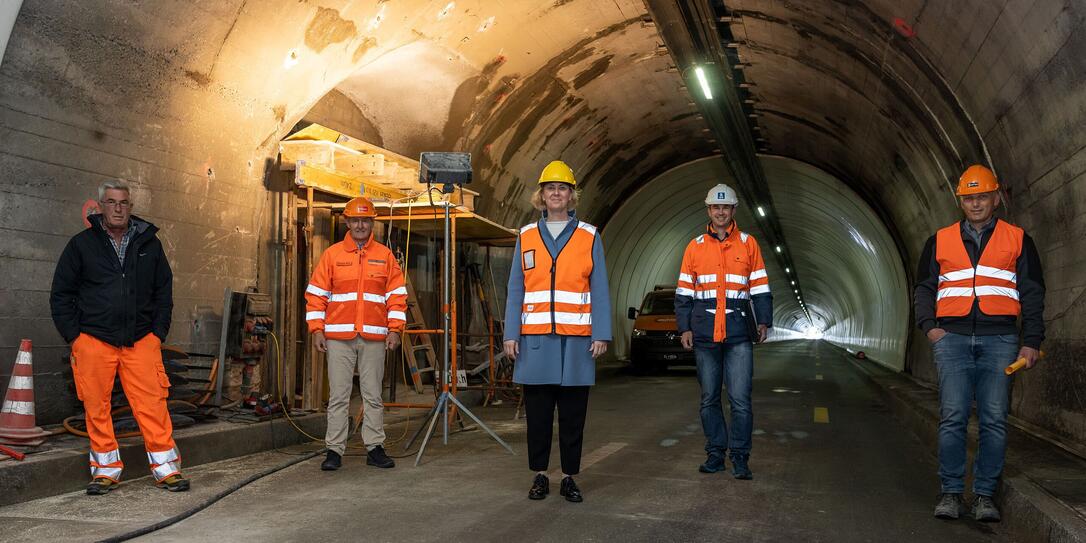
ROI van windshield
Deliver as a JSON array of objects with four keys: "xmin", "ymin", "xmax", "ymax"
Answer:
[{"xmin": 640, "ymin": 292, "xmax": 676, "ymax": 315}]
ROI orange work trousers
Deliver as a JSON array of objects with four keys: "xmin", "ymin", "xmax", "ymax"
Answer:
[{"xmin": 70, "ymin": 332, "xmax": 181, "ymax": 482}]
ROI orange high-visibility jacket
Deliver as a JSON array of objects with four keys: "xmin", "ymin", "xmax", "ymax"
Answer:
[
  {"xmin": 935, "ymin": 219, "xmax": 1023, "ymax": 317},
  {"xmin": 676, "ymin": 222, "xmax": 770, "ymax": 342},
  {"xmin": 305, "ymin": 234, "xmax": 407, "ymax": 341},
  {"xmin": 519, "ymin": 222, "xmax": 595, "ymax": 336}
]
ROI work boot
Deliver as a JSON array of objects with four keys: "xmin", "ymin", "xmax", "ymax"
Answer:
[
  {"xmin": 321, "ymin": 450, "xmax": 342, "ymax": 471},
  {"xmin": 86, "ymin": 477, "xmax": 118, "ymax": 495},
  {"xmin": 971, "ymin": 495, "xmax": 1001, "ymax": 522},
  {"xmin": 559, "ymin": 476, "xmax": 583, "ymax": 503},
  {"xmin": 933, "ymin": 493, "xmax": 964, "ymax": 519},
  {"xmin": 698, "ymin": 453, "xmax": 727, "ymax": 473},
  {"xmin": 156, "ymin": 474, "xmax": 190, "ymax": 492},
  {"xmin": 730, "ymin": 454, "xmax": 753, "ymax": 480},
  {"xmin": 366, "ymin": 445, "xmax": 395, "ymax": 468},
  {"xmin": 528, "ymin": 473, "xmax": 549, "ymax": 500}
]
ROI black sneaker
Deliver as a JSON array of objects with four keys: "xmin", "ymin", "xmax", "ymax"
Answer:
[
  {"xmin": 699, "ymin": 454, "xmax": 726, "ymax": 473},
  {"xmin": 559, "ymin": 476, "xmax": 583, "ymax": 503},
  {"xmin": 730, "ymin": 454, "xmax": 753, "ymax": 480},
  {"xmin": 971, "ymin": 495, "xmax": 1001, "ymax": 522},
  {"xmin": 528, "ymin": 473, "xmax": 549, "ymax": 500},
  {"xmin": 321, "ymin": 450, "xmax": 342, "ymax": 471},
  {"xmin": 366, "ymin": 445, "xmax": 395, "ymax": 468},
  {"xmin": 934, "ymin": 493, "xmax": 964, "ymax": 519}
]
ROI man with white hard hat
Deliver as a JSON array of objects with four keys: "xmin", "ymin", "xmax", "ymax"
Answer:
[{"xmin": 675, "ymin": 183, "xmax": 772, "ymax": 479}]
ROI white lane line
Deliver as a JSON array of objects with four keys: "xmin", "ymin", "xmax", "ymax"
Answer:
[{"xmin": 548, "ymin": 441, "xmax": 627, "ymax": 477}]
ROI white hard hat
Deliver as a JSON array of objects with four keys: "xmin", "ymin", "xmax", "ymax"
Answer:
[{"xmin": 705, "ymin": 183, "xmax": 739, "ymax": 206}]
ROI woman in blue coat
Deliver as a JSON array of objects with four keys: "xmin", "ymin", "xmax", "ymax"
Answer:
[{"xmin": 503, "ymin": 160, "xmax": 611, "ymax": 503}]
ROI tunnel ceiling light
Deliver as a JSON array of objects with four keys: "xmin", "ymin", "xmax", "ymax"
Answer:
[
  {"xmin": 791, "ymin": 280, "xmax": 795, "ymax": 285},
  {"xmin": 793, "ymin": 289, "xmax": 798, "ymax": 293},
  {"xmin": 775, "ymin": 245, "xmax": 782, "ymax": 253},
  {"xmin": 694, "ymin": 66, "xmax": 713, "ymax": 100},
  {"xmin": 785, "ymin": 267, "xmax": 791, "ymax": 273},
  {"xmin": 757, "ymin": 206, "xmax": 766, "ymax": 217}
]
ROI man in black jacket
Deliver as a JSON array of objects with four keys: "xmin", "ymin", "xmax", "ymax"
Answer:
[
  {"xmin": 914, "ymin": 165, "xmax": 1044, "ymax": 522},
  {"xmin": 50, "ymin": 181, "xmax": 189, "ymax": 495}
]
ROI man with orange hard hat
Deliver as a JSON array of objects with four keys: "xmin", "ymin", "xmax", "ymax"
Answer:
[
  {"xmin": 915, "ymin": 165, "xmax": 1045, "ymax": 522},
  {"xmin": 305, "ymin": 196, "xmax": 407, "ymax": 471}
]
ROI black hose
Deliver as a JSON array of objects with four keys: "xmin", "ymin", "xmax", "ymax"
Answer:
[{"xmin": 96, "ymin": 449, "xmax": 322, "ymax": 543}]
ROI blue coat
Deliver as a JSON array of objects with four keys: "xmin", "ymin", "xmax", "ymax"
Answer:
[{"xmin": 504, "ymin": 214, "xmax": 611, "ymax": 386}]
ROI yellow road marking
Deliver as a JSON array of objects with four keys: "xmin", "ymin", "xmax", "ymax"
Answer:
[{"xmin": 814, "ymin": 407, "xmax": 830, "ymax": 423}]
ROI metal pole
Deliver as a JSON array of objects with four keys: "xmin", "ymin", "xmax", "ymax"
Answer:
[{"xmin": 443, "ymin": 199, "xmax": 450, "ymax": 444}]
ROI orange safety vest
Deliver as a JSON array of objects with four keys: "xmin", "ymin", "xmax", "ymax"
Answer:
[
  {"xmin": 518, "ymin": 221, "xmax": 596, "ymax": 336},
  {"xmin": 676, "ymin": 222, "xmax": 769, "ymax": 342},
  {"xmin": 935, "ymin": 219, "xmax": 1023, "ymax": 317},
  {"xmin": 305, "ymin": 234, "xmax": 408, "ymax": 341}
]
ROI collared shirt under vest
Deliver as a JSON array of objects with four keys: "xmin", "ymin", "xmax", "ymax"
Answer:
[
  {"xmin": 518, "ymin": 220, "xmax": 596, "ymax": 336},
  {"xmin": 935, "ymin": 218, "xmax": 1023, "ymax": 317}
]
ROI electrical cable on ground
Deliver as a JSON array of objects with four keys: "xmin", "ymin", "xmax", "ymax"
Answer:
[{"xmin": 95, "ymin": 448, "xmax": 322, "ymax": 543}]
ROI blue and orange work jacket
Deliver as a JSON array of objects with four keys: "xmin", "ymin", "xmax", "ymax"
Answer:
[{"xmin": 675, "ymin": 222, "xmax": 773, "ymax": 344}]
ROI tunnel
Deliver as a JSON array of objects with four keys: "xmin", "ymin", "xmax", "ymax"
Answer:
[{"xmin": 0, "ymin": 0, "xmax": 1084, "ymax": 527}]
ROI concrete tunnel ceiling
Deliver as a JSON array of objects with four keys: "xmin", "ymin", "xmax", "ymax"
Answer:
[{"xmin": 605, "ymin": 155, "xmax": 907, "ymax": 368}]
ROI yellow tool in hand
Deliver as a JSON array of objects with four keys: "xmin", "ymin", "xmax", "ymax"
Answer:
[{"xmin": 1004, "ymin": 350, "xmax": 1045, "ymax": 376}]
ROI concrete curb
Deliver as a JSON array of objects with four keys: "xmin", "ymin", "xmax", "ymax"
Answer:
[
  {"xmin": 846, "ymin": 353, "xmax": 1086, "ymax": 543},
  {"xmin": 0, "ymin": 413, "xmax": 327, "ymax": 507}
]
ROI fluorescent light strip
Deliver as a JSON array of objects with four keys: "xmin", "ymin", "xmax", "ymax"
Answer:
[{"xmin": 694, "ymin": 66, "xmax": 712, "ymax": 100}]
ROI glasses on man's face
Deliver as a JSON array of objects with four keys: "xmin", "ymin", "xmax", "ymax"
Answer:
[{"xmin": 101, "ymin": 199, "xmax": 131, "ymax": 209}]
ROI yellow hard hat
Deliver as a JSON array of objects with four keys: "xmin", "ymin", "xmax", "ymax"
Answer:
[{"xmin": 538, "ymin": 160, "xmax": 576, "ymax": 186}]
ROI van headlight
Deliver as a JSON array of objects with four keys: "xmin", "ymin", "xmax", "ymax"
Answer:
[{"xmin": 631, "ymin": 329, "xmax": 646, "ymax": 337}]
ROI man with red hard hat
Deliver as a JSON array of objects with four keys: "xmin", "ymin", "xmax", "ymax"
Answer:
[
  {"xmin": 306, "ymin": 196, "xmax": 407, "ymax": 471},
  {"xmin": 914, "ymin": 165, "xmax": 1045, "ymax": 522}
]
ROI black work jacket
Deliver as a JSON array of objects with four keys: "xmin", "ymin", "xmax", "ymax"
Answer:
[
  {"xmin": 49, "ymin": 214, "xmax": 173, "ymax": 347},
  {"xmin": 913, "ymin": 219, "xmax": 1045, "ymax": 349}
]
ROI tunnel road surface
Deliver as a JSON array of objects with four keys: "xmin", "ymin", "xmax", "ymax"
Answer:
[{"xmin": 0, "ymin": 340, "xmax": 1010, "ymax": 542}]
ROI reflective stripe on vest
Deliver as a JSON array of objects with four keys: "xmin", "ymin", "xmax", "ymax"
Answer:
[
  {"xmin": 935, "ymin": 219, "xmax": 1023, "ymax": 317},
  {"xmin": 519, "ymin": 221, "xmax": 595, "ymax": 336}
]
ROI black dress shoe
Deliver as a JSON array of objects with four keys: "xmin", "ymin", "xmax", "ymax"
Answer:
[
  {"xmin": 528, "ymin": 473, "xmax": 549, "ymax": 500},
  {"xmin": 559, "ymin": 476, "xmax": 583, "ymax": 503},
  {"xmin": 321, "ymin": 450, "xmax": 342, "ymax": 471}
]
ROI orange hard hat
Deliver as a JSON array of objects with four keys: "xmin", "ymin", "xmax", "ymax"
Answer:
[
  {"xmin": 956, "ymin": 165, "xmax": 999, "ymax": 195},
  {"xmin": 343, "ymin": 196, "xmax": 377, "ymax": 218}
]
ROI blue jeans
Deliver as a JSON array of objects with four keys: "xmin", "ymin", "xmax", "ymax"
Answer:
[
  {"xmin": 695, "ymin": 341, "xmax": 753, "ymax": 458},
  {"xmin": 933, "ymin": 332, "xmax": 1018, "ymax": 496}
]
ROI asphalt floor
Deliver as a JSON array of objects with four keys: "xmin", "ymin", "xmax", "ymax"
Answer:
[{"xmin": 0, "ymin": 340, "xmax": 1014, "ymax": 542}]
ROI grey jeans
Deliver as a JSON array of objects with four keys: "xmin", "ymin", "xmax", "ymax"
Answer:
[{"xmin": 325, "ymin": 336, "xmax": 386, "ymax": 454}]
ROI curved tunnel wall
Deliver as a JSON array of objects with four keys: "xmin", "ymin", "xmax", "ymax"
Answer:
[
  {"xmin": 0, "ymin": 0, "xmax": 1081, "ymax": 448},
  {"xmin": 605, "ymin": 155, "xmax": 908, "ymax": 370}
]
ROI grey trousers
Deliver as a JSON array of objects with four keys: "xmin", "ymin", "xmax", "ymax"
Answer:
[{"xmin": 325, "ymin": 336, "xmax": 386, "ymax": 454}]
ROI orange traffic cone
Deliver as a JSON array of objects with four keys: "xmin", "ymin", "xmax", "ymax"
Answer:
[{"xmin": 0, "ymin": 339, "xmax": 49, "ymax": 446}]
